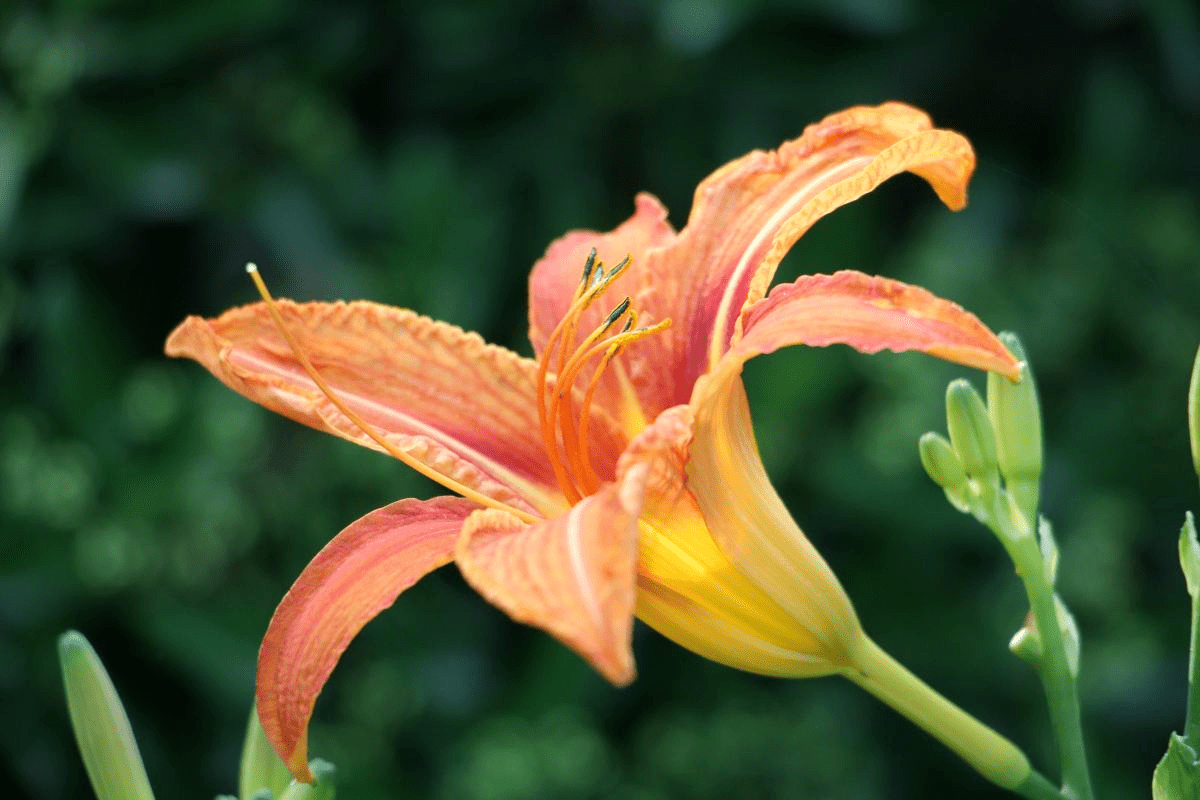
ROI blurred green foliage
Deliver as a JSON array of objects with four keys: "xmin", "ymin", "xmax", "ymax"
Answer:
[{"xmin": 2, "ymin": 0, "xmax": 1198, "ymax": 798}]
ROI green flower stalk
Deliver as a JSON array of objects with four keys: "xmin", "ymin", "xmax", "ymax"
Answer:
[{"xmin": 58, "ymin": 630, "xmax": 155, "ymax": 800}]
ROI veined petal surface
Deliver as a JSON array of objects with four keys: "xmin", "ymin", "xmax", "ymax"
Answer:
[
  {"xmin": 721, "ymin": 270, "xmax": 1020, "ymax": 385},
  {"xmin": 256, "ymin": 496, "xmax": 477, "ymax": 781},
  {"xmin": 454, "ymin": 475, "xmax": 646, "ymax": 685},
  {"xmin": 166, "ymin": 300, "xmax": 589, "ymax": 514},
  {"xmin": 528, "ymin": 103, "xmax": 979, "ymax": 421},
  {"xmin": 690, "ymin": 102, "xmax": 976, "ymax": 373}
]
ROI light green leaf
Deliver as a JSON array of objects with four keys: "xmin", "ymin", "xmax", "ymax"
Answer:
[{"xmin": 1153, "ymin": 732, "xmax": 1200, "ymax": 800}]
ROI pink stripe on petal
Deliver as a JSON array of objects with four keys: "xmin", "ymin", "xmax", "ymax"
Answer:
[
  {"xmin": 455, "ymin": 477, "xmax": 646, "ymax": 685},
  {"xmin": 729, "ymin": 270, "xmax": 1019, "ymax": 380},
  {"xmin": 167, "ymin": 301, "xmax": 570, "ymax": 512},
  {"xmin": 256, "ymin": 496, "xmax": 477, "ymax": 781}
]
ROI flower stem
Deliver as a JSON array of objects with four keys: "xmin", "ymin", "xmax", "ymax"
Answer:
[
  {"xmin": 843, "ymin": 632, "xmax": 1060, "ymax": 797},
  {"xmin": 1009, "ymin": 527, "xmax": 1095, "ymax": 800},
  {"xmin": 1187, "ymin": 523, "xmax": 1200, "ymax": 745}
]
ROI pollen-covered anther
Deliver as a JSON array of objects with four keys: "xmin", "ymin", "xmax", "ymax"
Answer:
[{"xmin": 535, "ymin": 251, "xmax": 670, "ymax": 503}]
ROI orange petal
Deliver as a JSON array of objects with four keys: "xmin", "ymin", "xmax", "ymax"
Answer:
[
  {"xmin": 694, "ymin": 103, "xmax": 975, "ymax": 370},
  {"xmin": 454, "ymin": 477, "xmax": 646, "ymax": 685},
  {"xmin": 257, "ymin": 495, "xmax": 477, "ymax": 781},
  {"xmin": 166, "ymin": 300, "xmax": 584, "ymax": 516},
  {"xmin": 719, "ymin": 270, "xmax": 1020, "ymax": 383},
  {"xmin": 605, "ymin": 103, "xmax": 975, "ymax": 417}
]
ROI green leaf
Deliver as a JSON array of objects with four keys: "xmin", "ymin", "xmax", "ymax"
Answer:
[
  {"xmin": 58, "ymin": 631, "xmax": 156, "ymax": 800},
  {"xmin": 1153, "ymin": 732, "xmax": 1200, "ymax": 800}
]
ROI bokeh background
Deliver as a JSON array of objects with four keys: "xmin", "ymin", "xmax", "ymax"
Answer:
[{"xmin": 3, "ymin": 0, "xmax": 1199, "ymax": 798}]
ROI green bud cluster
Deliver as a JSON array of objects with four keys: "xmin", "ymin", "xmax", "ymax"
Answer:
[{"xmin": 918, "ymin": 332, "xmax": 1044, "ymax": 535}]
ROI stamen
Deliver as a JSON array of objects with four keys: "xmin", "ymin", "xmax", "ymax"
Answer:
[
  {"xmin": 550, "ymin": 298, "xmax": 634, "ymax": 486},
  {"xmin": 244, "ymin": 263, "xmax": 540, "ymax": 524},
  {"xmin": 574, "ymin": 340, "xmax": 625, "ymax": 492},
  {"xmin": 578, "ymin": 248, "xmax": 597, "ymax": 291},
  {"xmin": 534, "ymin": 251, "xmax": 669, "ymax": 504}
]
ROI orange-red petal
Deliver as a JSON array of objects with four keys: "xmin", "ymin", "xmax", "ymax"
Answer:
[
  {"xmin": 257, "ymin": 495, "xmax": 477, "ymax": 781},
  {"xmin": 454, "ymin": 476, "xmax": 646, "ymax": 685},
  {"xmin": 718, "ymin": 270, "xmax": 1020, "ymax": 384},
  {"xmin": 166, "ymin": 300, "xmax": 575, "ymax": 515},
  {"xmin": 689, "ymin": 103, "xmax": 976, "ymax": 373}
]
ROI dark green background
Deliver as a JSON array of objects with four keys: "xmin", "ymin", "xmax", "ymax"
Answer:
[{"xmin": 3, "ymin": 0, "xmax": 1199, "ymax": 798}]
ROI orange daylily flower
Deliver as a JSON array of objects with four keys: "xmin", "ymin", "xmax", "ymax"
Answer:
[{"xmin": 167, "ymin": 102, "xmax": 1019, "ymax": 782}]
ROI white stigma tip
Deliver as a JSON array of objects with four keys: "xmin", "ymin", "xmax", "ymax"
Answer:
[{"xmin": 246, "ymin": 262, "xmax": 258, "ymax": 274}]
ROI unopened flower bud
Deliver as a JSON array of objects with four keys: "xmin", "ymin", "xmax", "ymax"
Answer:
[
  {"xmin": 919, "ymin": 432, "xmax": 971, "ymax": 512},
  {"xmin": 946, "ymin": 379, "xmax": 999, "ymax": 487},
  {"xmin": 240, "ymin": 705, "xmax": 293, "ymax": 800},
  {"xmin": 58, "ymin": 631, "xmax": 155, "ymax": 800},
  {"xmin": 988, "ymin": 333, "xmax": 1042, "ymax": 522}
]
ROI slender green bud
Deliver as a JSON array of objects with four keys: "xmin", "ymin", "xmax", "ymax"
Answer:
[
  {"xmin": 58, "ymin": 631, "xmax": 156, "ymax": 800},
  {"xmin": 946, "ymin": 379, "xmax": 999, "ymax": 486},
  {"xmin": 918, "ymin": 432, "xmax": 971, "ymax": 512},
  {"xmin": 240, "ymin": 705, "xmax": 293, "ymax": 800},
  {"xmin": 1189, "ymin": 344, "xmax": 1200, "ymax": 485},
  {"xmin": 987, "ymin": 333, "xmax": 1043, "ymax": 523}
]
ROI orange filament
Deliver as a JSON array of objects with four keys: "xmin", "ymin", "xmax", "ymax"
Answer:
[
  {"xmin": 245, "ymin": 263, "xmax": 540, "ymax": 524},
  {"xmin": 535, "ymin": 251, "xmax": 670, "ymax": 503}
]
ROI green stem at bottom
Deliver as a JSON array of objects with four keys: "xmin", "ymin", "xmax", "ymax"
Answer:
[{"xmin": 843, "ymin": 633, "xmax": 1062, "ymax": 800}]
